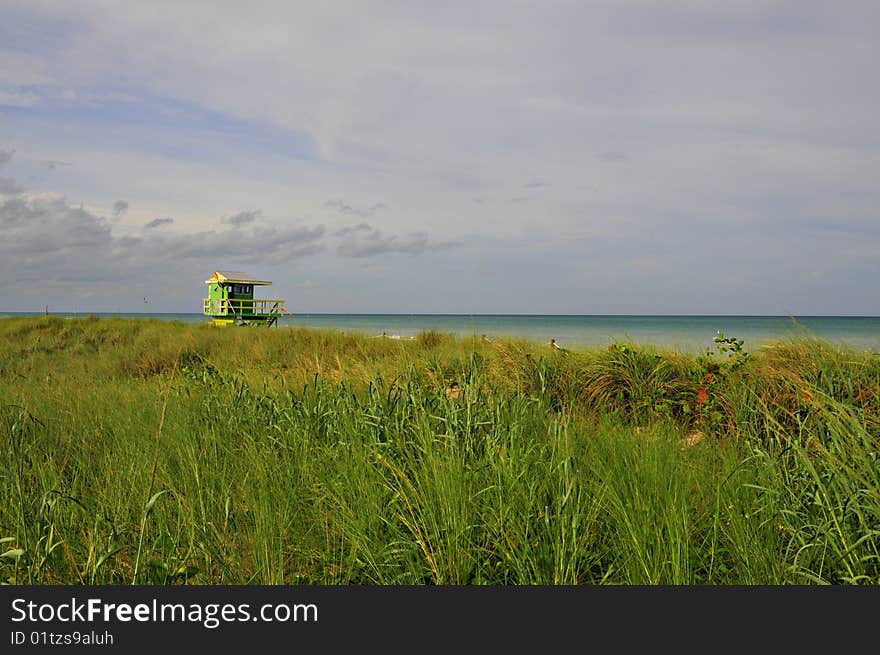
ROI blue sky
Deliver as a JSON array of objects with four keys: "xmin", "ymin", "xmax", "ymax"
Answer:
[{"xmin": 1, "ymin": 1, "xmax": 878, "ymax": 314}]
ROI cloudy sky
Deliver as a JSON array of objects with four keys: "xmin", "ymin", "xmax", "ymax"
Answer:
[{"xmin": 1, "ymin": 1, "xmax": 878, "ymax": 314}]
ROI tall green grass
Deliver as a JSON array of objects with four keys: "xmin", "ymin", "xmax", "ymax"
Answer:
[{"xmin": 1, "ymin": 316, "xmax": 878, "ymax": 584}]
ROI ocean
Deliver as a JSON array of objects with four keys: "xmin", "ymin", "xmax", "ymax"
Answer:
[{"xmin": 3, "ymin": 312, "xmax": 879, "ymax": 352}]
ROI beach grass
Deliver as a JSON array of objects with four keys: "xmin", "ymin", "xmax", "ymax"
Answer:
[{"xmin": 1, "ymin": 315, "xmax": 878, "ymax": 584}]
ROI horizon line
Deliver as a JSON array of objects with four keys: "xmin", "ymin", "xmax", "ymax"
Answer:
[{"xmin": 2, "ymin": 311, "xmax": 880, "ymax": 319}]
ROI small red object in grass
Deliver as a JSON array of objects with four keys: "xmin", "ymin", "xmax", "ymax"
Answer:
[{"xmin": 697, "ymin": 387, "xmax": 709, "ymax": 406}]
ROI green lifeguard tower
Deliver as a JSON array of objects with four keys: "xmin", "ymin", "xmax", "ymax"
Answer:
[{"xmin": 202, "ymin": 271, "xmax": 289, "ymax": 327}]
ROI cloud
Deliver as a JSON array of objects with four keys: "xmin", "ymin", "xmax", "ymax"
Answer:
[
  {"xmin": 0, "ymin": 192, "xmax": 326, "ymax": 286},
  {"xmin": 223, "ymin": 209, "xmax": 260, "ymax": 226},
  {"xmin": 337, "ymin": 236, "xmax": 426, "ymax": 258},
  {"xmin": 157, "ymin": 224, "xmax": 326, "ymax": 261},
  {"xmin": 2, "ymin": 2, "xmax": 879, "ymax": 313},
  {"xmin": 41, "ymin": 160, "xmax": 72, "ymax": 170},
  {"xmin": 0, "ymin": 149, "xmax": 14, "ymax": 166},
  {"xmin": 335, "ymin": 224, "xmax": 459, "ymax": 258},
  {"xmin": 144, "ymin": 217, "xmax": 173, "ymax": 229},
  {"xmin": 0, "ymin": 89, "xmax": 39, "ymax": 107},
  {"xmin": 0, "ymin": 194, "xmax": 113, "ymax": 259},
  {"xmin": 112, "ymin": 200, "xmax": 129, "ymax": 217},
  {"xmin": 333, "ymin": 222, "xmax": 372, "ymax": 236},
  {"xmin": 325, "ymin": 199, "xmax": 386, "ymax": 217},
  {"xmin": 0, "ymin": 177, "xmax": 24, "ymax": 195}
]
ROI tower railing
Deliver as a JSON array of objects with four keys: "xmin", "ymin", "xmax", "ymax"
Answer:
[{"xmin": 203, "ymin": 298, "xmax": 288, "ymax": 316}]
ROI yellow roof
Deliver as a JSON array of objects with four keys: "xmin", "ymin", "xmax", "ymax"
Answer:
[{"xmin": 205, "ymin": 271, "xmax": 272, "ymax": 285}]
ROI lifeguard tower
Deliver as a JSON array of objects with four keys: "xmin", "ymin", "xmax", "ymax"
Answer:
[{"xmin": 202, "ymin": 271, "xmax": 289, "ymax": 326}]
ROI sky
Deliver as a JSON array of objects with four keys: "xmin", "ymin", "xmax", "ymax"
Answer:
[{"xmin": 1, "ymin": 1, "xmax": 878, "ymax": 315}]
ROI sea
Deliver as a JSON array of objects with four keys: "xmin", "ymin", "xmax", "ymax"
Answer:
[{"xmin": 3, "ymin": 312, "xmax": 879, "ymax": 353}]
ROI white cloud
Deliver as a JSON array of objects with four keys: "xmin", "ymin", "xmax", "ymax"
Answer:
[
  {"xmin": 0, "ymin": 89, "xmax": 40, "ymax": 107},
  {"xmin": 325, "ymin": 199, "xmax": 386, "ymax": 218},
  {"xmin": 222, "ymin": 209, "xmax": 260, "ymax": 226}
]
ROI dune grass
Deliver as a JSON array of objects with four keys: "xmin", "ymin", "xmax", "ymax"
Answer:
[{"xmin": 1, "ymin": 315, "xmax": 878, "ymax": 584}]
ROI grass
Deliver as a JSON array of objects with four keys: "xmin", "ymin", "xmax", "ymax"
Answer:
[{"xmin": 0, "ymin": 315, "xmax": 878, "ymax": 584}]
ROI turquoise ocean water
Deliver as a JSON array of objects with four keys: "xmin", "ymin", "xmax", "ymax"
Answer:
[{"xmin": 3, "ymin": 312, "xmax": 879, "ymax": 352}]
